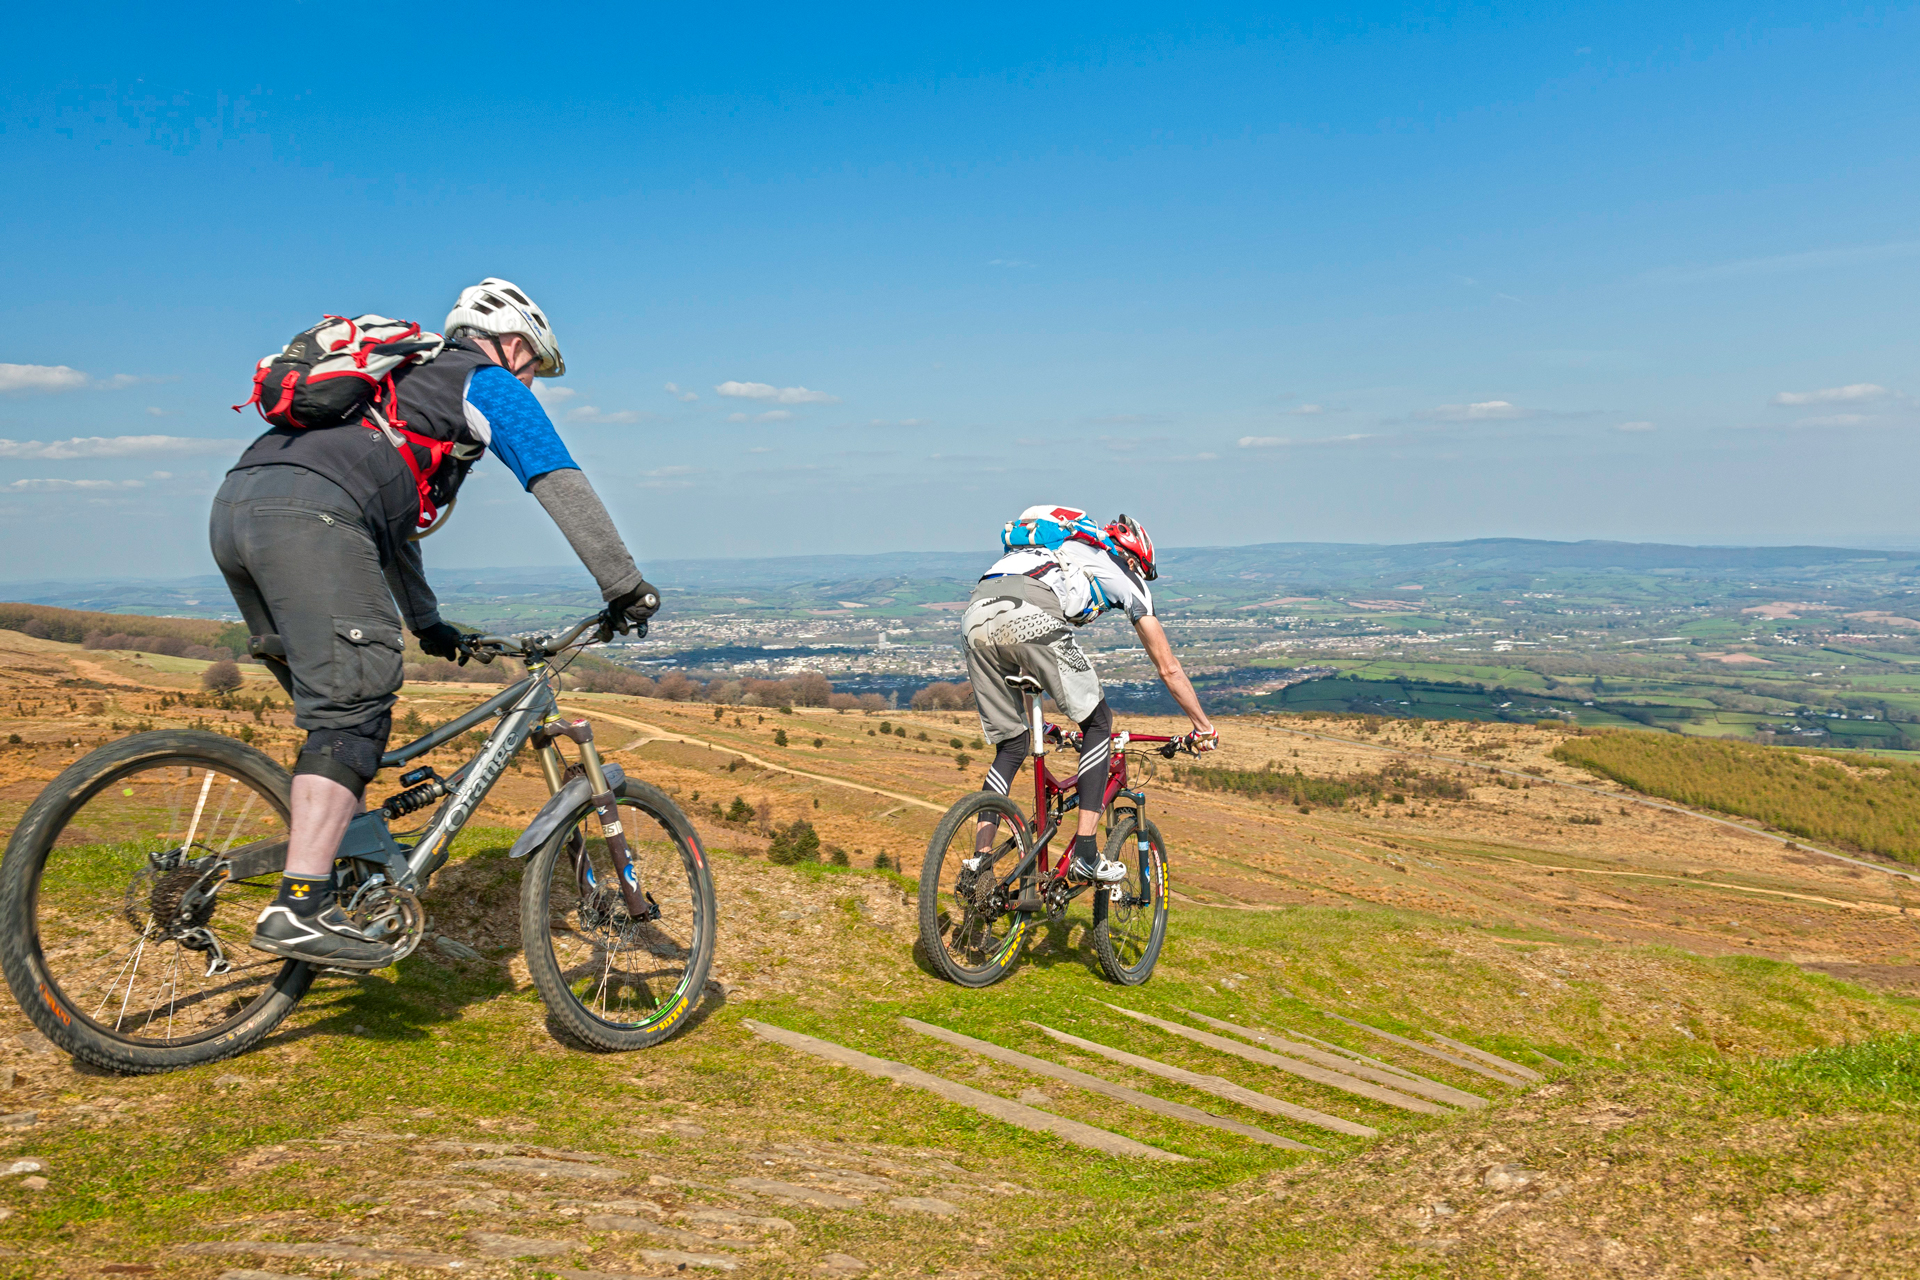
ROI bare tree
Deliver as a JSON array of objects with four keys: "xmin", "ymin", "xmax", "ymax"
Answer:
[{"xmin": 202, "ymin": 660, "xmax": 244, "ymax": 694}]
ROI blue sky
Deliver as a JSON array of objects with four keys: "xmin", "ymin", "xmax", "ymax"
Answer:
[{"xmin": 4, "ymin": 3, "xmax": 1918, "ymax": 580}]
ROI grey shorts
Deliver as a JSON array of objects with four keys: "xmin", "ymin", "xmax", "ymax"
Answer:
[
  {"xmin": 209, "ymin": 466, "xmax": 406, "ymax": 732},
  {"xmin": 962, "ymin": 577, "xmax": 1104, "ymax": 744}
]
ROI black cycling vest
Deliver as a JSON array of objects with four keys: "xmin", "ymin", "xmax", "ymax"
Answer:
[{"xmin": 230, "ymin": 338, "xmax": 493, "ymax": 566}]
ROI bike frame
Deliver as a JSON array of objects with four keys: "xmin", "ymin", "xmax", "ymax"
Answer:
[
  {"xmin": 346, "ymin": 614, "xmax": 648, "ymax": 916},
  {"xmin": 992, "ymin": 689, "xmax": 1175, "ymax": 897}
]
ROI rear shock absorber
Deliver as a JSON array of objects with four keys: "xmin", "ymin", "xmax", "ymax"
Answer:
[{"xmin": 381, "ymin": 766, "xmax": 447, "ymax": 820}]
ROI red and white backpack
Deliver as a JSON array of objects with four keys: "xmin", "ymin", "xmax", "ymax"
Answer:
[{"xmin": 234, "ymin": 315, "xmax": 464, "ymax": 529}]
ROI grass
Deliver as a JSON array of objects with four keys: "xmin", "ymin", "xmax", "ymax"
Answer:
[
  {"xmin": 4, "ymin": 826, "xmax": 1918, "ymax": 1276},
  {"xmin": 1552, "ymin": 728, "xmax": 1920, "ymax": 864}
]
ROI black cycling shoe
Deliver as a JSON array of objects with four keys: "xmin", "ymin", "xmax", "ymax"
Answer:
[{"xmin": 251, "ymin": 902, "xmax": 396, "ymax": 970}]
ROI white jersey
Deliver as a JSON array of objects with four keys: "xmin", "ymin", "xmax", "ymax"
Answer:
[{"xmin": 980, "ymin": 541, "xmax": 1154, "ymax": 625}]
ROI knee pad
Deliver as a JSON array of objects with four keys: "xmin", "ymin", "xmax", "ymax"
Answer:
[{"xmin": 292, "ymin": 711, "xmax": 392, "ymax": 798}]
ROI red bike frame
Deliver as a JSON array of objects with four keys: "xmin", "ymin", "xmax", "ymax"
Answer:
[{"xmin": 1013, "ymin": 691, "xmax": 1177, "ymax": 888}]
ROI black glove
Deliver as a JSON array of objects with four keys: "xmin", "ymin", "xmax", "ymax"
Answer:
[
  {"xmin": 413, "ymin": 621, "xmax": 469, "ymax": 665},
  {"xmin": 606, "ymin": 579, "xmax": 662, "ymax": 635}
]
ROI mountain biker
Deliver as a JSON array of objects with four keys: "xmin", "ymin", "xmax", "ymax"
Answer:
[
  {"xmin": 210, "ymin": 278, "xmax": 661, "ymax": 969},
  {"xmin": 962, "ymin": 506, "xmax": 1217, "ymax": 883}
]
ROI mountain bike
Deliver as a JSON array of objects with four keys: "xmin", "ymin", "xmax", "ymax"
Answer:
[
  {"xmin": 917, "ymin": 676, "xmax": 1203, "ymax": 989},
  {"xmin": 0, "ymin": 608, "xmax": 715, "ymax": 1074}
]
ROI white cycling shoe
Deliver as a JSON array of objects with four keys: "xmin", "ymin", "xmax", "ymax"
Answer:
[{"xmin": 1069, "ymin": 853, "xmax": 1128, "ymax": 884}]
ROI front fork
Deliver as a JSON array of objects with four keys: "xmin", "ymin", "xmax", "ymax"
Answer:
[{"xmin": 532, "ymin": 716, "xmax": 656, "ymax": 921}]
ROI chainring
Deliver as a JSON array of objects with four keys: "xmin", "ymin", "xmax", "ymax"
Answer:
[{"xmin": 342, "ymin": 882, "xmax": 426, "ymax": 962}]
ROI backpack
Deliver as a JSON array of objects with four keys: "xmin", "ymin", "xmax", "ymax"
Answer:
[
  {"xmin": 1002, "ymin": 504, "xmax": 1111, "ymax": 553},
  {"xmin": 233, "ymin": 316, "xmax": 460, "ymax": 529}
]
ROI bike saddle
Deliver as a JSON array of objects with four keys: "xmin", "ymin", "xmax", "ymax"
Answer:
[
  {"xmin": 1003, "ymin": 673, "xmax": 1045, "ymax": 697},
  {"xmin": 247, "ymin": 634, "xmax": 288, "ymax": 666}
]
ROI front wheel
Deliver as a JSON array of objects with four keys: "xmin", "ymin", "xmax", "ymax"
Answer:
[
  {"xmin": 1092, "ymin": 812, "xmax": 1168, "ymax": 986},
  {"xmin": 0, "ymin": 732, "xmax": 311, "ymax": 1074},
  {"xmin": 521, "ymin": 778, "xmax": 716, "ymax": 1051},
  {"xmin": 917, "ymin": 791, "xmax": 1034, "ymax": 987}
]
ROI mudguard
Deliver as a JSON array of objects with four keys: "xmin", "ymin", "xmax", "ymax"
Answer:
[{"xmin": 508, "ymin": 763, "xmax": 626, "ymax": 859}]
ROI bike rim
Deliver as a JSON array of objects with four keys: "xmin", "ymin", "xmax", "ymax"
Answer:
[
  {"xmin": 29, "ymin": 757, "xmax": 291, "ymax": 1047},
  {"xmin": 932, "ymin": 801, "xmax": 1028, "ymax": 973},
  {"xmin": 1105, "ymin": 827, "xmax": 1164, "ymax": 972},
  {"xmin": 539, "ymin": 797, "xmax": 706, "ymax": 1030}
]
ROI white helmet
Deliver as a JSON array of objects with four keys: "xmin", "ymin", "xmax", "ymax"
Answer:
[{"xmin": 443, "ymin": 278, "xmax": 565, "ymax": 377}]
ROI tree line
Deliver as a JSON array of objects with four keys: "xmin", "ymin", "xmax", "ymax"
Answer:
[{"xmin": 1552, "ymin": 730, "xmax": 1920, "ymax": 864}]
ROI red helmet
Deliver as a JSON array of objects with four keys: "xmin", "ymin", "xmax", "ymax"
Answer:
[{"xmin": 1106, "ymin": 513, "xmax": 1156, "ymax": 580}]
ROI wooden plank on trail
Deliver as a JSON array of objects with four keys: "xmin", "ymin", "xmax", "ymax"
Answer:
[
  {"xmin": 740, "ymin": 1020, "xmax": 1190, "ymax": 1162},
  {"xmin": 1283, "ymin": 1028, "xmax": 1430, "ymax": 1082},
  {"xmin": 1174, "ymin": 1009, "xmax": 1487, "ymax": 1110},
  {"xmin": 900, "ymin": 1017, "xmax": 1323, "ymax": 1153},
  {"xmin": 1317, "ymin": 1012, "xmax": 1530, "ymax": 1087},
  {"xmin": 1423, "ymin": 1031, "xmax": 1545, "ymax": 1082},
  {"xmin": 1100, "ymin": 1004, "xmax": 1452, "ymax": 1116},
  {"xmin": 1025, "ymin": 1021, "xmax": 1378, "ymax": 1139}
]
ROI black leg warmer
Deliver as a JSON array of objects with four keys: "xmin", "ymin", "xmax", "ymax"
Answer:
[{"xmin": 1075, "ymin": 699, "xmax": 1114, "ymax": 819}]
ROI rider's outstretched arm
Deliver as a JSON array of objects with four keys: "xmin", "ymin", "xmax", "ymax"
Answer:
[
  {"xmin": 1132, "ymin": 615, "xmax": 1214, "ymax": 735},
  {"xmin": 464, "ymin": 366, "xmax": 647, "ymax": 604}
]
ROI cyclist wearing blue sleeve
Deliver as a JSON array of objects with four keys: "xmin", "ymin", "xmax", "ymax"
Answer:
[{"xmin": 214, "ymin": 278, "xmax": 661, "ymax": 968}]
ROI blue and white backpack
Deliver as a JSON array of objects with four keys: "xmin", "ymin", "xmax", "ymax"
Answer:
[{"xmin": 1002, "ymin": 504, "xmax": 1111, "ymax": 553}]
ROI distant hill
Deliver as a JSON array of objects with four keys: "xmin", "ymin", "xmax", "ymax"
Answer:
[{"xmin": 7, "ymin": 537, "xmax": 1915, "ymax": 621}]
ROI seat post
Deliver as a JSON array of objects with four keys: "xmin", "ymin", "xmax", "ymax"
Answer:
[{"xmin": 1027, "ymin": 691, "xmax": 1043, "ymax": 757}]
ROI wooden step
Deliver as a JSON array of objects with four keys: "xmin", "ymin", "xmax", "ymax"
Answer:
[
  {"xmin": 1424, "ymin": 1031, "xmax": 1545, "ymax": 1082},
  {"xmin": 1318, "ymin": 1013, "xmax": 1530, "ymax": 1087},
  {"xmin": 1100, "ymin": 1004, "xmax": 1451, "ymax": 1116},
  {"xmin": 1174, "ymin": 1008, "xmax": 1487, "ymax": 1109},
  {"xmin": 899, "ymin": 1017, "xmax": 1323, "ymax": 1153},
  {"xmin": 741, "ymin": 1020, "xmax": 1191, "ymax": 1162},
  {"xmin": 1025, "ymin": 1021, "xmax": 1377, "ymax": 1139}
]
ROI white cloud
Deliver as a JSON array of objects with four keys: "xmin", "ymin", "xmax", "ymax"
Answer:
[
  {"xmin": 566, "ymin": 406, "xmax": 643, "ymax": 424},
  {"xmin": 715, "ymin": 380, "xmax": 839, "ymax": 404},
  {"xmin": 1238, "ymin": 433, "xmax": 1373, "ymax": 449},
  {"xmin": 644, "ymin": 465, "xmax": 695, "ymax": 478},
  {"xmin": 1647, "ymin": 240, "xmax": 1920, "ymax": 286},
  {"xmin": 0, "ymin": 435, "xmax": 242, "ymax": 460},
  {"xmin": 0, "ymin": 364, "xmax": 89, "ymax": 394},
  {"xmin": 6, "ymin": 478, "xmax": 146, "ymax": 491},
  {"xmin": 729, "ymin": 410, "xmax": 791, "ymax": 423},
  {"xmin": 1794, "ymin": 413, "xmax": 1871, "ymax": 428},
  {"xmin": 1616, "ymin": 420, "xmax": 1655, "ymax": 432},
  {"xmin": 1288, "ymin": 404, "xmax": 1324, "ymax": 416},
  {"xmin": 145, "ymin": 406, "xmax": 166, "ymax": 417},
  {"xmin": 663, "ymin": 382, "xmax": 698, "ymax": 402},
  {"xmin": 530, "ymin": 384, "xmax": 577, "ymax": 403},
  {"xmin": 1426, "ymin": 400, "xmax": 1526, "ymax": 421},
  {"xmin": 1771, "ymin": 383, "xmax": 1891, "ymax": 406}
]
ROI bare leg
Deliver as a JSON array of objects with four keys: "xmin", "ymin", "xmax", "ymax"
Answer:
[{"xmin": 285, "ymin": 773, "xmax": 360, "ymax": 878}]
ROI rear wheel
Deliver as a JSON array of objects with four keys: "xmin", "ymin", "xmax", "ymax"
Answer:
[
  {"xmin": 0, "ymin": 732, "xmax": 310, "ymax": 1074},
  {"xmin": 917, "ymin": 792, "xmax": 1033, "ymax": 987},
  {"xmin": 1092, "ymin": 812, "xmax": 1168, "ymax": 986},
  {"xmin": 521, "ymin": 778, "xmax": 716, "ymax": 1051}
]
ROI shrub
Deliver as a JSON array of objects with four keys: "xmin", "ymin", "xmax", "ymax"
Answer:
[
  {"xmin": 879, "ymin": 721, "xmax": 892, "ymax": 735},
  {"xmin": 949, "ymin": 737, "xmax": 964, "ymax": 749},
  {"xmin": 956, "ymin": 752, "xmax": 971, "ymax": 771},
  {"xmin": 774, "ymin": 728, "xmax": 789, "ymax": 747},
  {"xmin": 873, "ymin": 851, "xmax": 893, "ymax": 871},
  {"xmin": 828, "ymin": 846, "xmax": 849, "ymax": 867},
  {"xmin": 813, "ymin": 737, "xmax": 824, "ymax": 748},
  {"xmin": 915, "ymin": 731, "xmax": 929, "ymax": 742},
  {"xmin": 725, "ymin": 796, "xmax": 755, "ymax": 823},
  {"xmin": 1177, "ymin": 760, "xmax": 1466, "ymax": 809},
  {"xmin": 767, "ymin": 819, "xmax": 821, "ymax": 865},
  {"xmin": 201, "ymin": 660, "xmax": 244, "ymax": 694},
  {"xmin": 971, "ymin": 738, "xmax": 984, "ymax": 749},
  {"xmin": 896, "ymin": 726, "xmax": 909, "ymax": 738}
]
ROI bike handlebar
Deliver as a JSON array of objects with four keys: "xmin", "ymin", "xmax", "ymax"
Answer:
[
  {"xmin": 457, "ymin": 607, "xmax": 633, "ymax": 664},
  {"xmin": 1042, "ymin": 723, "xmax": 1215, "ymax": 757}
]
